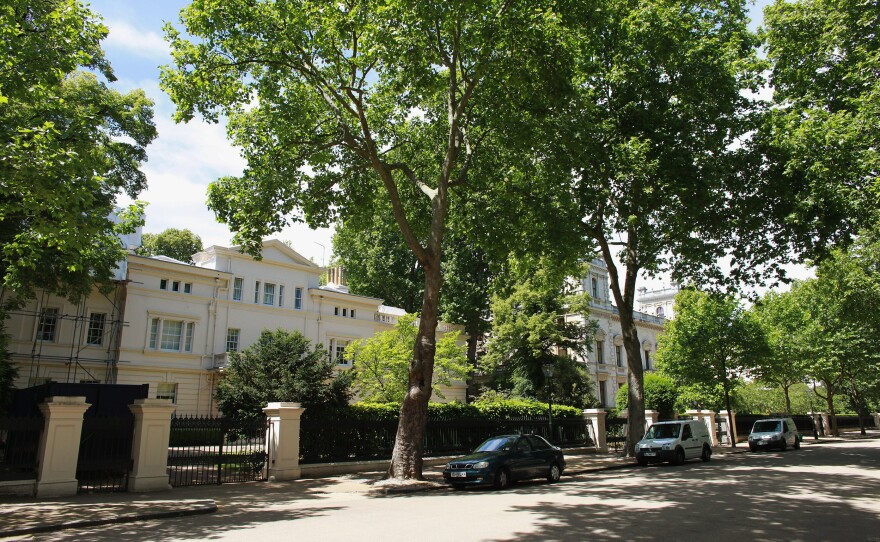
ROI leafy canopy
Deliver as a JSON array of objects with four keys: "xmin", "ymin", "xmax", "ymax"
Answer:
[
  {"xmin": 216, "ymin": 329, "xmax": 352, "ymax": 419},
  {"xmin": 0, "ymin": 0, "xmax": 156, "ymax": 302},
  {"xmin": 137, "ymin": 228, "xmax": 204, "ymax": 264},
  {"xmin": 344, "ymin": 314, "xmax": 471, "ymax": 403}
]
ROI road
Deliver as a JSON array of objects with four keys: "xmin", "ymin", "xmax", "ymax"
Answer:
[{"xmin": 25, "ymin": 439, "xmax": 880, "ymax": 542}]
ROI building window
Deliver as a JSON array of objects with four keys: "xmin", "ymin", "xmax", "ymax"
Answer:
[
  {"xmin": 599, "ymin": 381, "xmax": 608, "ymax": 406},
  {"xmin": 172, "ymin": 280, "xmax": 181, "ymax": 292},
  {"xmin": 183, "ymin": 282, "xmax": 192, "ymax": 294},
  {"xmin": 350, "ymin": 309, "xmax": 355, "ymax": 319},
  {"xmin": 278, "ymin": 285, "xmax": 284, "ymax": 308},
  {"xmin": 226, "ymin": 328, "xmax": 240, "ymax": 352},
  {"xmin": 334, "ymin": 306, "xmax": 340, "ymax": 316},
  {"xmin": 616, "ymin": 345, "xmax": 623, "ymax": 367},
  {"xmin": 596, "ymin": 341, "xmax": 604, "ymax": 364},
  {"xmin": 591, "ymin": 277, "xmax": 598, "ymax": 298},
  {"xmin": 263, "ymin": 283, "xmax": 276, "ymax": 306},
  {"xmin": 254, "ymin": 281, "xmax": 261, "ymax": 303},
  {"xmin": 37, "ymin": 308, "xmax": 60, "ymax": 342},
  {"xmin": 156, "ymin": 382, "xmax": 178, "ymax": 403},
  {"xmin": 294, "ymin": 287, "xmax": 303, "ymax": 310},
  {"xmin": 644, "ymin": 350, "xmax": 651, "ymax": 370},
  {"xmin": 86, "ymin": 313, "xmax": 107, "ymax": 346},
  {"xmin": 233, "ymin": 278, "xmax": 243, "ymax": 301},
  {"xmin": 148, "ymin": 317, "xmax": 195, "ymax": 353},
  {"xmin": 329, "ymin": 338, "xmax": 351, "ymax": 365},
  {"xmin": 160, "ymin": 279, "xmax": 168, "ymax": 290}
]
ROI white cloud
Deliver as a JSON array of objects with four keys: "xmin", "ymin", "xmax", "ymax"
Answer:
[{"xmin": 104, "ymin": 19, "xmax": 170, "ymax": 60}]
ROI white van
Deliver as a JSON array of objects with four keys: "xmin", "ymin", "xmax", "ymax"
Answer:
[{"xmin": 635, "ymin": 420, "xmax": 713, "ymax": 466}]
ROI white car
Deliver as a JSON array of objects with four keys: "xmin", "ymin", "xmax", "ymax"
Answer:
[
  {"xmin": 748, "ymin": 417, "xmax": 801, "ymax": 452},
  {"xmin": 635, "ymin": 420, "xmax": 713, "ymax": 466}
]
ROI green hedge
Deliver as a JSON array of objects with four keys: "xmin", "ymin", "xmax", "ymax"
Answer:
[{"xmin": 303, "ymin": 399, "xmax": 583, "ymax": 421}]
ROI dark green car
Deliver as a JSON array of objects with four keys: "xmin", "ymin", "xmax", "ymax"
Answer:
[{"xmin": 442, "ymin": 434, "xmax": 566, "ymax": 490}]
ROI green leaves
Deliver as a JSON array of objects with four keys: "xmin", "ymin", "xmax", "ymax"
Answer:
[
  {"xmin": 0, "ymin": 2, "xmax": 156, "ymax": 302},
  {"xmin": 216, "ymin": 329, "xmax": 352, "ymax": 419},
  {"xmin": 344, "ymin": 314, "xmax": 471, "ymax": 402},
  {"xmin": 136, "ymin": 228, "xmax": 204, "ymax": 264}
]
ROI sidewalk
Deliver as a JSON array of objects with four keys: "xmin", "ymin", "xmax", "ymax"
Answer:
[{"xmin": 0, "ymin": 435, "xmax": 869, "ymax": 539}]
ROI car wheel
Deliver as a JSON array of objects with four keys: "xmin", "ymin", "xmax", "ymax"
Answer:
[
  {"xmin": 493, "ymin": 468, "xmax": 510, "ymax": 490},
  {"xmin": 749, "ymin": 444, "xmax": 757, "ymax": 453},
  {"xmin": 547, "ymin": 463, "xmax": 561, "ymax": 483},
  {"xmin": 780, "ymin": 439, "xmax": 787, "ymax": 452},
  {"xmin": 451, "ymin": 484, "xmax": 467, "ymax": 491},
  {"xmin": 794, "ymin": 437, "xmax": 801, "ymax": 450},
  {"xmin": 637, "ymin": 458, "xmax": 648, "ymax": 467},
  {"xmin": 701, "ymin": 444, "xmax": 712, "ymax": 462},
  {"xmin": 673, "ymin": 448, "xmax": 685, "ymax": 466}
]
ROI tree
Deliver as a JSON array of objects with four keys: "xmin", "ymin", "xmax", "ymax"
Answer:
[
  {"xmin": 751, "ymin": 290, "xmax": 811, "ymax": 414},
  {"xmin": 656, "ymin": 290, "xmax": 768, "ymax": 446},
  {"xmin": 216, "ymin": 329, "xmax": 351, "ymax": 420},
  {"xmin": 344, "ymin": 314, "xmax": 470, "ymax": 403},
  {"xmin": 1, "ymin": 0, "xmax": 156, "ymax": 303},
  {"xmin": 162, "ymin": 0, "xmax": 574, "ymax": 479},
  {"xmin": 759, "ymin": 0, "xmax": 879, "ymax": 260},
  {"xmin": 537, "ymin": 0, "xmax": 763, "ymax": 455},
  {"xmin": 615, "ymin": 373, "xmax": 679, "ymax": 421},
  {"xmin": 481, "ymin": 260, "xmax": 598, "ymax": 409},
  {"xmin": 796, "ymin": 225, "xmax": 880, "ymax": 435},
  {"xmin": 137, "ymin": 228, "xmax": 204, "ymax": 264}
]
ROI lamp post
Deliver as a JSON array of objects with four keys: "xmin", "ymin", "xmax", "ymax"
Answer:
[{"xmin": 542, "ymin": 362, "xmax": 555, "ymax": 443}]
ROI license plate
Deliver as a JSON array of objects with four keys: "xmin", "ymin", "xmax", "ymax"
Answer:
[
  {"xmin": 644, "ymin": 452, "xmax": 656, "ymax": 457},
  {"xmin": 451, "ymin": 471, "xmax": 467, "ymax": 478},
  {"xmin": 758, "ymin": 441, "xmax": 767, "ymax": 445}
]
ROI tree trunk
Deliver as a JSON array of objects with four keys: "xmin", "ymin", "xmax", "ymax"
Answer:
[
  {"xmin": 723, "ymin": 382, "xmax": 736, "ymax": 448},
  {"xmin": 597, "ymin": 236, "xmax": 645, "ymax": 457},
  {"xmin": 782, "ymin": 382, "xmax": 792, "ymax": 416},
  {"xmin": 389, "ymin": 260, "xmax": 442, "ymax": 479}
]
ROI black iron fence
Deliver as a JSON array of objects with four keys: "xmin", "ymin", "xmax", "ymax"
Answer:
[
  {"xmin": 167, "ymin": 416, "xmax": 270, "ymax": 487},
  {"xmin": 299, "ymin": 415, "xmax": 593, "ymax": 464},
  {"xmin": 605, "ymin": 417, "xmax": 627, "ymax": 453},
  {"xmin": 0, "ymin": 416, "xmax": 43, "ymax": 482},
  {"xmin": 77, "ymin": 415, "xmax": 135, "ymax": 493}
]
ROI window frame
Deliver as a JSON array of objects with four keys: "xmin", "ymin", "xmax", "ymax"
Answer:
[
  {"xmin": 156, "ymin": 382, "xmax": 178, "ymax": 404},
  {"xmin": 86, "ymin": 312, "xmax": 107, "ymax": 346},
  {"xmin": 36, "ymin": 307, "xmax": 60, "ymax": 342},
  {"xmin": 263, "ymin": 283, "xmax": 276, "ymax": 306},
  {"xmin": 294, "ymin": 287, "xmax": 303, "ymax": 310},
  {"xmin": 232, "ymin": 277, "xmax": 244, "ymax": 301},
  {"xmin": 226, "ymin": 328, "xmax": 240, "ymax": 352},
  {"xmin": 148, "ymin": 316, "xmax": 196, "ymax": 353}
]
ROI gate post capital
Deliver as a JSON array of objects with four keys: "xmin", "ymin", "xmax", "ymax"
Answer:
[
  {"xmin": 35, "ymin": 396, "xmax": 91, "ymax": 498},
  {"xmin": 128, "ymin": 399, "xmax": 176, "ymax": 492},
  {"xmin": 263, "ymin": 402, "xmax": 306, "ymax": 481}
]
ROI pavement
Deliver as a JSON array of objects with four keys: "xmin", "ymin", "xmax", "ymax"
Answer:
[{"xmin": 1, "ymin": 432, "xmax": 874, "ymax": 539}]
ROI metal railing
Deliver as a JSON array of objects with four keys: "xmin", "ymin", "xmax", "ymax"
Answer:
[
  {"xmin": 0, "ymin": 416, "xmax": 44, "ymax": 482},
  {"xmin": 77, "ymin": 415, "xmax": 135, "ymax": 493},
  {"xmin": 167, "ymin": 416, "xmax": 270, "ymax": 487}
]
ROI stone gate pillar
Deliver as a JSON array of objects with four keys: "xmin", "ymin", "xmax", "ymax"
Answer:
[
  {"xmin": 128, "ymin": 398, "xmax": 177, "ymax": 492},
  {"xmin": 35, "ymin": 396, "xmax": 90, "ymax": 498},
  {"xmin": 644, "ymin": 410, "xmax": 659, "ymax": 431},
  {"xmin": 583, "ymin": 409, "xmax": 607, "ymax": 453},
  {"xmin": 263, "ymin": 402, "xmax": 306, "ymax": 481},
  {"xmin": 717, "ymin": 411, "xmax": 738, "ymax": 446}
]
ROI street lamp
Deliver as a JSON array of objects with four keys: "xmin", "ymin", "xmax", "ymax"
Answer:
[{"xmin": 542, "ymin": 362, "xmax": 555, "ymax": 443}]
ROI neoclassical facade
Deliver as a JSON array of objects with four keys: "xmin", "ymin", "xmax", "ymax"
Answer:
[
  {"xmin": 567, "ymin": 260, "xmax": 667, "ymax": 408},
  {"xmin": 6, "ymin": 240, "xmax": 466, "ymax": 414}
]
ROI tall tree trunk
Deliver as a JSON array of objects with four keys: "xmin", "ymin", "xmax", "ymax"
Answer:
[
  {"xmin": 782, "ymin": 382, "xmax": 792, "ymax": 416},
  {"xmin": 597, "ymin": 235, "xmax": 645, "ymax": 457},
  {"xmin": 723, "ymin": 380, "xmax": 736, "ymax": 448}
]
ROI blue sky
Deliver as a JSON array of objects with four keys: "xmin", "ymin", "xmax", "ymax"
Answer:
[{"xmin": 89, "ymin": 0, "xmax": 785, "ymax": 284}]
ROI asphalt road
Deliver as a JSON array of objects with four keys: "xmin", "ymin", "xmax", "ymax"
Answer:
[{"xmin": 21, "ymin": 438, "xmax": 880, "ymax": 542}]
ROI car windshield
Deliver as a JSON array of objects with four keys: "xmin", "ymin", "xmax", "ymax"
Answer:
[
  {"xmin": 753, "ymin": 421, "xmax": 782, "ymax": 433},
  {"xmin": 646, "ymin": 424, "xmax": 680, "ymax": 439},
  {"xmin": 474, "ymin": 437, "xmax": 515, "ymax": 452}
]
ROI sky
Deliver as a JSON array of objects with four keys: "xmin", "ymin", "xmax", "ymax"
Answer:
[{"xmin": 88, "ymin": 0, "xmax": 797, "ymax": 289}]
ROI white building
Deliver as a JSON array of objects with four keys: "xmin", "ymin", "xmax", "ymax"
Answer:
[
  {"xmin": 567, "ymin": 260, "xmax": 667, "ymax": 408},
  {"xmin": 6, "ymin": 240, "xmax": 466, "ymax": 414}
]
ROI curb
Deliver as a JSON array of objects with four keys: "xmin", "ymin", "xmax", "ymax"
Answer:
[{"xmin": 0, "ymin": 500, "xmax": 217, "ymax": 538}]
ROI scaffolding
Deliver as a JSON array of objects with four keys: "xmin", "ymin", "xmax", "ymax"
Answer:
[{"xmin": 13, "ymin": 282, "xmax": 129, "ymax": 386}]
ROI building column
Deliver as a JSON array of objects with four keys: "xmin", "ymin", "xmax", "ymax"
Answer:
[
  {"xmin": 263, "ymin": 402, "xmax": 306, "ymax": 481},
  {"xmin": 128, "ymin": 399, "xmax": 177, "ymax": 492},
  {"xmin": 35, "ymin": 396, "xmax": 90, "ymax": 498},
  {"xmin": 583, "ymin": 409, "xmax": 607, "ymax": 453}
]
